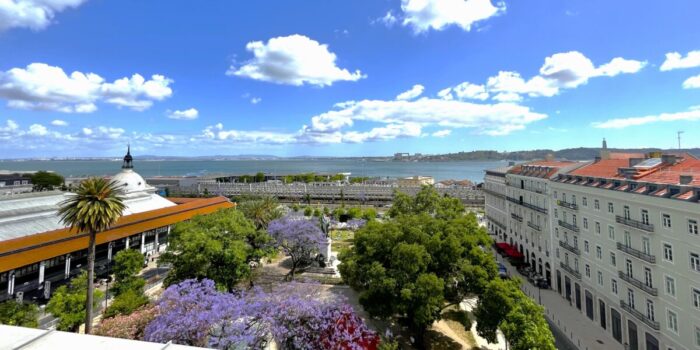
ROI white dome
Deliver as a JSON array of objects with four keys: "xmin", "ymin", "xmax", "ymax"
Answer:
[{"xmin": 111, "ymin": 169, "xmax": 148, "ymax": 193}]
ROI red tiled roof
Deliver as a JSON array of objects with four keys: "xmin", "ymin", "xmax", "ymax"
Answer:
[
  {"xmin": 609, "ymin": 153, "xmax": 645, "ymax": 160},
  {"xmin": 674, "ymin": 191, "xmax": 695, "ymax": 200},
  {"xmin": 569, "ymin": 158, "xmax": 630, "ymax": 178},
  {"xmin": 639, "ymin": 155, "xmax": 700, "ymax": 186}
]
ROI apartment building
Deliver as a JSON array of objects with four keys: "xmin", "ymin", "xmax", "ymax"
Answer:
[
  {"xmin": 483, "ymin": 165, "xmax": 512, "ymax": 241},
  {"xmin": 551, "ymin": 151, "xmax": 700, "ymax": 350}
]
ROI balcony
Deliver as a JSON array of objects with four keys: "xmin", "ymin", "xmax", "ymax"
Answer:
[
  {"xmin": 616, "ymin": 242, "xmax": 656, "ymax": 264},
  {"xmin": 511, "ymin": 213, "xmax": 523, "ymax": 222},
  {"xmin": 506, "ymin": 197, "xmax": 548, "ymax": 214},
  {"xmin": 559, "ymin": 240, "xmax": 580, "ymax": 255},
  {"xmin": 618, "ymin": 271, "xmax": 658, "ymax": 296},
  {"xmin": 620, "ymin": 300, "xmax": 660, "ymax": 331},
  {"xmin": 482, "ymin": 188, "xmax": 505, "ymax": 199},
  {"xmin": 557, "ymin": 200, "xmax": 578, "ymax": 210},
  {"xmin": 616, "ymin": 215, "xmax": 654, "ymax": 233},
  {"xmin": 527, "ymin": 221, "xmax": 541, "ymax": 231},
  {"xmin": 558, "ymin": 220, "xmax": 580, "ymax": 233},
  {"xmin": 560, "ymin": 262, "xmax": 581, "ymax": 279},
  {"xmin": 487, "ymin": 215, "xmax": 507, "ymax": 230}
]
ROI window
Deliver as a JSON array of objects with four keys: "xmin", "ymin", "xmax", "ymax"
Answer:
[
  {"xmin": 610, "ymin": 252, "xmax": 617, "ymax": 266},
  {"xmin": 628, "ymin": 289, "xmax": 635, "ymax": 308},
  {"xmin": 594, "ymin": 199, "xmax": 600, "ymax": 210},
  {"xmin": 667, "ymin": 310, "xmax": 678, "ymax": 333},
  {"xmin": 626, "ymin": 259, "xmax": 634, "ymax": 277},
  {"xmin": 664, "ymin": 276, "xmax": 675, "ymax": 297},
  {"xmin": 573, "ymin": 214, "xmax": 577, "ymax": 226},
  {"xmin": 608, "ymin": 202, "xmax": 614, "ymax": 213},
  {"xmin": 596, "ymin": 246, "xmax": 602, "ymax": 260},
  {"xmin": 662, "ymin": 214, "xmax": 671, "ymax": 228},
  {"xmin": 572, "ymin": 195, "xmax": 576, "ymax": 204},
  {"xmin": 693, "ymin": 288, "xmax": 700, "ymax": 309},
  {"xmin": 596, "ymin": 222, "xmax": 601, "ymax": 234},
  {"xmin": 641, "ymin": 209, "xmax": 650, "ymax": 225},
  {"xmin": 583, "ymin": 197, "xmax": 587, "ymax": 206},
  {"xmin": 663, "ymin": 243, "xmax": 674, "ymax": 262},
  {"xmin": 611, "ymin": 279, "xmax": 618, "ymax": 294},
  {"xmin": 583, "ymin": 218, "xmax": 588, "ymax": 229},
  {"xmin": 585, "ymin": 264, "xmax": 591, "ymax": 278},
  {"xmin": 573, "ymin": 236, "xmax": 578, "ymax": 249},
  {"xmin": 608, "ymin": 226, "xmax": 615, "ymax": 240},
  {"xmin": 644, "ymin": 268, "xmax": 653, "ymax": 288},
  {"xmin": 646, "ymin": 299, "xmax": 655, "ymax": 321},
  {"xmin": 691, "ymin": 253, "xmax": 700, "ymax": 272},
  {"xmin": 554, "ymin": 191, "xmax": 557, "ymax": 199},
  {"xmin": 597, "ymin": 271, "xmax": 603, "ymax": 286},
  {"xmin": 695, "ymin": 326, "xmax": 700, "ymax": 347},
  {"xmin": 642, "ymin": 237, "xmax": 651, "ymax": 255},
  {"xmin": 554, "ymin": 209, "xmax": 558, "ymax": 219},
  {"xmin": 624, "ymin": 205, "xmax": 631, "ymax": 219},
  {"xmin": 624, "ymin": 231, "xmax": 632, "ymax": 247},
  {"xmin": 690, "ymin": 219, "xmax": 699, "ymax": 235},
  {"xmin": 584, "ymin": 240, "xmax": 589, "ymax": 253}
]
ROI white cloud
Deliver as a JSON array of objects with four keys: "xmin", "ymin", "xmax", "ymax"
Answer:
[
  {"xmin": 228, "ymin": 34, "xmax": 364, "ymax": 87},
  {"xmin": 0, "ymin": 63, "xmax": 173, "ymax": 113},
  {"xmin": 0, "ymin": 0, "xmax": 88, "ymax": 32},
  {"xmin": 400, "ymin": 0, "xmax": 505, "ymax": 33},
  {"xmin": 28, "ymin": 123, "xmax": 48, "ymax": 136},
  {"xmin": 592, "ymin": 107, "xmax": 700, "ymax": 129},
  {"xmin": 377, "ymin": 11, "xmax": 398, "ymax": 27},
  {"xmin": 250, "ymin": 97, "xmax": 262, "ymax": 104},
  {"xmin": 682, "ymin": 74, "xmax": 700, "ymax": 89},
  {"xmin": 432, "ymin": 129, "xmax": 452, "ymax": 137},
  {"xmin": 167, "ymin": 108, "xmax": 199, "ymax": 120},
  {"xmin": 442, "ymin": 51, "xmax": 645, "ymax": 103},
  {"xmin": 51, "ymin": 119, "xmax": 68, "ymax": 126},
  {"xmin": 396, "ymin": 84, "xmax": 424, "ymax": 100},
  {"xmin": 660, "ymin": 50, "xmax": 700, "ymax": 71}
]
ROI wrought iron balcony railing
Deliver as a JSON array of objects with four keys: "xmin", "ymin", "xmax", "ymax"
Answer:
[
  {"xmin": 618, "ymin": 271, "xmax": 658, "ymax": 296},
  {"xmin": 506, "ymin": 196, "xmax": 548, "ymax": 214},
  {"xmin": 557, "ymin": 200, "xmax": 579, "ymax": 210},
  {"xmin": 620, "ymin": 300, "xmax": 660, "ymax": 330},
  {"xmin": 616, "ymin": 242, "xmax": 656, "ymax": 264},
  {"xmin": 559, "ymin": 240, "xmax": 580, "ymax": 255},
  {"xmin": 511, "ymin": 213, "xmax": 523, "ymax": 222},
  {"xmin": 559, "ymin": 262, "xmax": 581, "ymax": 279},
  {"xmin": 616, "ymin": 215, "xmax": 654, "ymax": 233},
  {"xmin": 527, "ymin": 221, "xmax": 541, "ymax": 231},
  {"xmin": 558, "ymin": 220, "xmax": 580, "ymax": 233}
]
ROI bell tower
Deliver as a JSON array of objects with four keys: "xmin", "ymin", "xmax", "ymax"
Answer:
[{"xmin": 122, "ymin": 145, "xmax": 134, "ymax": 169}]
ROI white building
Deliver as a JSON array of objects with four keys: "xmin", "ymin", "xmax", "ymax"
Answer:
[
  {"xmin": 483, "ymin": 165, "xmax": 513, "ymax": 240},
  {"xmin": 551, "ymin": 150, "xmax": 700, "ymax": 350}
]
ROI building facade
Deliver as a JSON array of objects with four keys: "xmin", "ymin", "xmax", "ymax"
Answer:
[
  {"xmin": 0, "ymin": 149, "xmax": 234, "ymax": 303},
  {"xmin": 551, "ymin": 152, "xmax": 700, "ymax": 350},
  {"xmin": 483, "ymin": 166, "xmax": 512, "ymax": 241}
]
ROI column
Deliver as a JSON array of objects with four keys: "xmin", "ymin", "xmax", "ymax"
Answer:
[
  {"xmin": 125, "ymin": 236, "xmax": 130, "ymax": 250},
  {"xmin": 64, "ymin": 255, "xmax": 71, "ymax": 279},
  {"xmin": 155, "ymin": 229, "xmax": 161, "ymax": 252},
  {"xmin": 140, "ymin": 233, "xmax": 146, "ymax": 254},
  {"xmin": 7, "ymin": 271, "xmax": 15, "ymax": 295},
  {"xmin": 107, "ymin": 242, "xmax": 113, "ymax": 261},
  {"xmin": 38, "ymin": 261, "xmax": 45, "ymax": 285}
]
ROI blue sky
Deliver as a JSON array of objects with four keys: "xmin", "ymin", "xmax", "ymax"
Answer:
[{"xmin": 1, "ymin": 0, "xmax": 700, "ymax": 158}]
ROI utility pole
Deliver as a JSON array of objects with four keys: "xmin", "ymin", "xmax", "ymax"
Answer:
[{"xmin": 677, "ymin": 131, "xmax": 684, "ymax": 150}]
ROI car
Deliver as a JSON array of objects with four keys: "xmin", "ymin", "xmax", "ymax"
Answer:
[{"xmin": 497, "ymin": 263, "xmax": 508, "ymax": 278}]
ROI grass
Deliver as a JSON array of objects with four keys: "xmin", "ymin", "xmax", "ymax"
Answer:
[{"xmin": 330, "ymin": 229, "xmax": 354, "ymax": 252}]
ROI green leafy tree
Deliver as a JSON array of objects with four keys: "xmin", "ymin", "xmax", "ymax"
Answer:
[
  {"xmin": 29, "ymin": 171, "xmax": 64, "ymax": 191},
  {"xmin": 361, "ymin": 208, "xmax": 377, "ymax": 221},
  {"xmin": 303, "ymin": 206, "xmax": 313, "ymax": 217},
  {"xmin": 57, "ymin": 178, "xmax": 125, "ymax": 334},
  {"xmin": 346, "ymin": 207, "xmax": 362, "ymax": 219},
  {"xmin": 254, "ymin": 172, "xmax": 265, "ymax": 183},
  {"xmin": 238, "ymin": 197, "xmax": 283, "ymax": 231},
  {"xmin": 47, "ymin": 272, "xmax": 104, "ymax": 332},
  {"xmin": 160, "ymin": 208, "xmax": 272, "ymax": 291},
  {"xmin": 105, "ymin": 249, "xmax": 148, "ymax": 318},
  {"xmin": 0, "ymin": 300, "xmax": 39, "ymax": 327}
]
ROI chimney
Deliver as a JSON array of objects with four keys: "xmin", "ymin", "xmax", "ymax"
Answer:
[
  {"xmin": 594, "ymin": 156, "xmax": 601, "ymax": 163},
  {"xmin": 680, "ymin": 174, "xmax": 693, "ymax": 185},
  {"xmin": 629, "ymin": 158, "xmax": 643, "ymax": 167},
  {"xmin": 662, "ymin": 154, "xmax": 677, "ymax": 165}
]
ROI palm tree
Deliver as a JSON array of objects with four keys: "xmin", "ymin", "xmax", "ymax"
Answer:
[{"xmin": 58, "ymin": 177, "xmax": 125, "ymax": 334}]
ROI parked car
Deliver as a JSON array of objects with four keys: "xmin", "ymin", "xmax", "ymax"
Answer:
[{"xmin": 498, "ymin": 263, "xmax": 508, "ymax": 278}]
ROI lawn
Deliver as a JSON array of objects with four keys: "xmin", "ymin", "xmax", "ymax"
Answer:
[{"xmin": 330, "ymin": 229, "xmax": 354, "ymax": 252}]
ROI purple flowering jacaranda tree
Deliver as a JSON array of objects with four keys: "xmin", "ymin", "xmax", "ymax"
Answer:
[
  {"xmin": 268, "ymin": 217, "xmax": 326, "ymax": 280},
  {"xmin": 144, "ymin": 279, "xmax": 379, "ymax": 350}
]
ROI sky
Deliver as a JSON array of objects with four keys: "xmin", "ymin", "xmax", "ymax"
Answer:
[{"xmin": 1, "ymin": 0, "xmax": 700, "ymax": 158}]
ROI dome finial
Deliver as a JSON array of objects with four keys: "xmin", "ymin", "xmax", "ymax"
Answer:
[{"xmin": 122, "ymin": 144, "xmax": 133, "ymax": 169}]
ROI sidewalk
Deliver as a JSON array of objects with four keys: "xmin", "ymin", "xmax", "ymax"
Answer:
[{"xmin": 499, "ymin": 257, "xmax": 622, "ymax": 350}]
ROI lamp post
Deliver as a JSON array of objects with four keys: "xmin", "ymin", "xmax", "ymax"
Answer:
[{"xmin": 104, "ymin": 242, "xmax": 113, "ymax": 314}]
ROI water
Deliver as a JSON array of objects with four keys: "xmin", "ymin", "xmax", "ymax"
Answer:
[{"xmin": 0, "ymin": 159, "xmax": 507, "ymax": 182}]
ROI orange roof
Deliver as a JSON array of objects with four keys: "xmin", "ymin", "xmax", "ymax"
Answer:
[
  {"xmin": 609, "ymin": 153, "xmax": 645, "ymax": 160},
  {"xmin": 508, "ymin": 160, "xmax": 576, "ymax": 178},
  {"xmin": 569, "ymin": 158, "xmax": 630, "ymax": 178},
  {"xmin": 640, "ymin": 155, "xmax": 700, "ymax": 186},
  {"xmin": 0, "ymin": 196, "xmax": 234, "ymax": 272}
]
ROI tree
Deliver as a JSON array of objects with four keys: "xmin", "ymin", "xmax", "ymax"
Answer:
[
  {"xmin": 268, "ymin": 217, "xmax": 326, "ymax": 280},
  {"xmin": 361, "ymin": 208, "xmax": 377, "ymax": 221},
  {"xmin": 144, "ymin": 279, "xmax": 378, "ymax": 349},
  {"xmin": 29, "ymin": 170, "xmax": 64, "ymax": 191},
  {"xmin": 475, "ymin": 279, "xmax": 555, "ymax": 350},
  {"xmin": 339, "ymin": 187, "xmax": 508, "ymax": 348},
  {"xmin": 255, "ymin": 172, "xmax": 265, "ymax": 183},
  {"xmin": 47, "ymin": 272, "xmax": 104, "ymax": 332},
  {"xmin": 238, "ymin": 197, "xmax": 283, "ymax": 231},
  {"xmin": 160, "ymin": 208, "xmax": 272, "ymax": 291},
  {"xmin": 95, "ymin": 304, "xmax": 157, "ymax": 340},
  {"xmin": 57, "ymin": 177, "xmax": 125, "ymax": 334},
  {"xmin": 0, "ymin": 300, "xmax": 38, "ymax": 327},
  {"xmin": 105, "ymin": 249, "xmax": 148, "ymax": 318},
  {"xmin": 303, "ymin": 206, "xmax": 313, "ymax": 216},
  {"xmin": 346, "ymin": 207, "xmax": 362, "ymax": 219}
]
